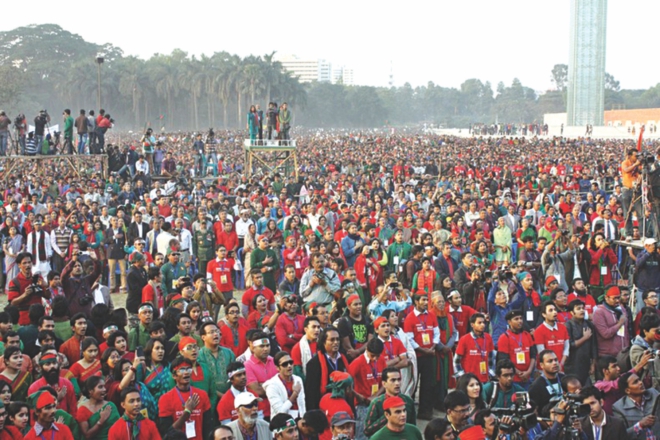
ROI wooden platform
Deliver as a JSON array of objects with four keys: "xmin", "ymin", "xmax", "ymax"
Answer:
[{"xmin": 0, "ymin": 154, "xmax": 109, "ymax": 180}]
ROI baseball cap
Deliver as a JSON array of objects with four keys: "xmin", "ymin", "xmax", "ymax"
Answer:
[{"xmin": 331, "ymin": 412, "xmax": 355, "ymax": 427}]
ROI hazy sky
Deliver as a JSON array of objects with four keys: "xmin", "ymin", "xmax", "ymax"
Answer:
[{"xmin": 5, "ymin": 1, "xmax": 659, "ymax": 91}]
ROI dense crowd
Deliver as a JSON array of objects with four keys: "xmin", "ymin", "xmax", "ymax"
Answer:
[{"xmin": 1, "ymin": 113, "xmax": 660, "ymax": 440}]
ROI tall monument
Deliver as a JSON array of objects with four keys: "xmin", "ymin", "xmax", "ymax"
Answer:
[{"xmin": 567, "ymin": 0, "xmax": 608, "ymax": 126}]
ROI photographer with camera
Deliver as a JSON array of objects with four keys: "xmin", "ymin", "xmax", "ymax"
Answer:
[
  {"xmin": 541, "ymin": 233, "xmax": 577, "ymax": 293},
  {"xmin": 488, "ymin": 273, "xmax": 526, "ymax": 346},
  {"xmin": 578, "ymin": 386, "xmax": 628, "ymax": 440},
  {"xmin": 474, "ymin": 409, "xmax": 515, "ymax": 440},
  {"xmin": 33, "ymin": 110, "xmax": 50, "ymax": 155},
  {"xmin": 621, "ymin": 148, "xmax": 645, "ymax": 241},
  {"xmin": 8, "ymin": 252, "xmax": 50, "ymax": 325},
  {"xmin": 534, "ymin": 399, "xmax": 587, "ymax": 440},
  {"xmin": 629, "ymin": 314, "xmax": 660, "ymax": 389},
  {"xmin": 61, "ymin": 248, "xmax": 101, "ymax": 317},
  {"xmin": 14, "ymin": 113, "xmax": 26, "ymax": 154},
  {"xmin": 0, "ymin": 110, "xmax": 10, "ymax": 156}
]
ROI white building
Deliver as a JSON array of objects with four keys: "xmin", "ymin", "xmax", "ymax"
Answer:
[
  {"xmin": 275, "ymin": 54, "xmax": 332, "ymax": 83},
  {"xmin": 331, "ymin": 66, "xmax": 354, "ymax": 85}
]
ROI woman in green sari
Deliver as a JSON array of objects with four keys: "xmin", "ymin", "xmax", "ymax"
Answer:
[
  {"xmin": 76, "ymin": 376, "xmax": 120, "ymax": 440},
  {"xmin": 137, "ymin": 338, "xmax": 173, "ymax": 401},
  {"xmin": 516, "ymin": 218, "xmax": 537, "ymax": 260},
  {"xmin": 0, "ymin": 346, "xmax": 31, "ymax": 402}
]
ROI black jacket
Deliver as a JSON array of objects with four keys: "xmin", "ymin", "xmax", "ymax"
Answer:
[
  {"xmin": 579, "ymin": 414, "xmax": 627, "ymax": 440},
  {"xmin": 126, "ymin": 221, "xmax": 151, "ymax": 245},
  {"xmin": 104, "ymin": 227, "xmax": 126, "ymax": 260},
  {"xmin": 126, "ymin": 265, "xmax": 148, "ymax": 314}
]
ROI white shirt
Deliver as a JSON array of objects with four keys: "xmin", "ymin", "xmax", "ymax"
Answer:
[
  {"xmin": 235, "ymin": 217, "xmax": 254, "ymax": 239},
  {"xmin": 176, "ymin": 228, "xmax": 194, "ymax": 255},
  {"xmin": 590, "ymin": 412, "xmax": 607, "ymax": 440}
]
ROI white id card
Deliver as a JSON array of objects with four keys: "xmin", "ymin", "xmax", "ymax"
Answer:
[
  {"xmin": 295, "ymin": 261, "xmax": 301, "ymax": 269},
  {"xmin": 617, "ymin": 325, "xmax": 625, "ymax": 337},
  {"xmin": 393, "ymin": 256, "xmax": 399, "ymax": 266},
  {"xmin": 601, "ymin": 266, "xmax": 608, "ymax": 275},
  {"xmin": 526, "ymin": 311, "xmax": 534, "ymax": 321},
  {"xmin": 185, "ymin": 420, "xmax": 196, "ymax": 438}
]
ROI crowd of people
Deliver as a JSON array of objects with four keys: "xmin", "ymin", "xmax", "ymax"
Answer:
[{"xmin": 1, "ymin": 110, "xmax": 660, "ymax": 439}]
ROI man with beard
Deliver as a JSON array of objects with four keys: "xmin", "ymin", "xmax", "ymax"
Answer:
[
  {"xmin": 24, "ymin": 389, "xmax": 74, "ymax": 440},
  {"xmin": 227, "ymin": 392, "xmax": 271, "ymax": 440},
  {"xmin": 579, "ymin": 386, "xmax": 627, "ymax": 440},
  {"xmin": 567, "ymin": 277, "xmax": 596, "ymax": 319},
  {"xmin": 158, "ymin": 356, "xmax": 212, "ymax": 440},
  {"xmin": 28, "ymin": 350, "xmax": 78, "ymax": 419},
  {"xmin": 108, "ymin": 386, "xmax": 161, "ymax": 440}
]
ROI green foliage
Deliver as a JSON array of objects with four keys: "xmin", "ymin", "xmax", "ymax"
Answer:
[{"xmin": 0, "ymin": 24, "xmax": 655, "ymax": 130}]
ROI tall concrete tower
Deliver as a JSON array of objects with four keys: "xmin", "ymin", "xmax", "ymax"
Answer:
[{"xmin": 567, "ymin": 0, "xmax": 608, "ymax": 126}]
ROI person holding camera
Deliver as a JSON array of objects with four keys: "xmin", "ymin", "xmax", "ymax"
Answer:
[
  {"xmin": 629, "ymin": 314, "xmax": 660, "ymax": 390},
  {"xmin": 8, "ymin": 252, "xmax": 51, "ymax": 326},
  {"xmin": 621, "ymin": 148, "xmax": 645, "ymax": 241},
  {"xmin": 533, "ymin": 399, "xmax": 587, "ymax": 440},
  {"xmin": 33, "ymin": 110, "xmax": 50, "ymax": 155},
  {"xmin": 61, "ymin": 249, "xmax": 101, "ymax": 318}
]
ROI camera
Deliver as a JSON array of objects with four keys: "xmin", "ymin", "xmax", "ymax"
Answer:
[
  {"xmin": 645, "ymin": 348, "xmax": 660, "ymax": 358},
  {"xmin": 491, "ymin": 392, "xmax": 538, "ymax": 434},
  {"xmin": 640, "ymin": 152, "xmax": 655, "ymax": 165}
]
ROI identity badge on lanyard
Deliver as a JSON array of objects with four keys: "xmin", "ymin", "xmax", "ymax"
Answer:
[
  {"xmin": 474, "ymin": 336, "xmax": 487, "ymax": 376},
  {"xmin": 220, "ymin": 262, "xmax": 228, "ymax": 284}
]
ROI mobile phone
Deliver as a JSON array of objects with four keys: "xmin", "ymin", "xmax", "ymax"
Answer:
[{"xmin": 136, "ymin": 346, "xmax": 144, "ymax": 358}]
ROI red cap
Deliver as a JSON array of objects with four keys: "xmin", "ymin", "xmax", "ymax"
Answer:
[
  {"xmin": 36, "ymin": 391, "xmax": 56, "ymax": 410},
  {"xmin": 373, "ymin": 317, "xmax": 388, "ymax": 329},
  {"xmin": 606, "ymin": 286, "xmax": 621, "ymax": 297},
  {"xmin": 545, "ymin": 276, "xmax": 558, "ymax": 287},
  {"xmin": 346, "ymin": 294, "xmax": 360, "ymax": 307},
  {"xmin": 382, "ymin": 396, "xmax": 405, "ymax": 411},
  {"xmin": 457, "ymin": 425, "xmax": 486, "ymax": 440},
  {"xmin": 178, "ymin": 336, "xmax": 198, "ymax": 351}
]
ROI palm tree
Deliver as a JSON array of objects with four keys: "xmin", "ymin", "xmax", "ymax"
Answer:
[
  {"xmin": 118, "ymin": 56, "xmax": 148, "ymax": 127},
  {"xmin": 262, "ymin": 51, "xmax": 283, "ymax": 105}
]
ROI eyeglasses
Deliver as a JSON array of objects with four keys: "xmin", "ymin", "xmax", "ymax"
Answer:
[
  {"xmin": 241, "ymin": 401, "xmax": 259, "ymax": 408},
  {"xmin": 227, "ymin": 311, "xmax": 240, "ymax": 315},
  {"xmin": 183, "ymin": 345, "xmax": 198, "ymax": 351},
  {"xmin": 451, "ymin": 407, "xmax": 471, "ymax": 414},
  {"xmin": 279, "ymin": 360, "xmax": 294, "ymax": 368},
  {"xmin": 176, "ymin": 367, "xmax": 193, "ymax": 373}
]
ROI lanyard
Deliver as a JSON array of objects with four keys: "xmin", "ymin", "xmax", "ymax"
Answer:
[
  {"xmin": 40, "ymin": 430, "xmax": 55, "ymax": 440},
  {"xmin": 594, "ymin": 425, "xmax": 601, "ymax": 440},
  {"xmin": 473, "ymin": 333, "xmax": 487, "ymax": 359},
  {"xmin": 507, "ymin": 331, "xmax": 524, "ymax": 349},
  {"xmin": 231, "ymin": 326, "xmax": 239, "ymax": 347},
  {"xmin": 543, "ymin": 375, "xmax": 561, "ymax": 397},
  {"xmin": 418, "ymin": 313, "xmax": 429, "ymax": 330},
  {"xmin": 175, "ymin": 387, "xmax": 191, "ymax": 406},
  {"xmin": 384, "ymin": 340, "xmax": 395, "ymax": 360},
  {"xmin": 326, "ymin": 354, "xmax": 338, "ymax": 372},
  {"xmin": 369, "ymin": 361, "xmax": 379, "ymax": 382},
  {"xmin": 288, "ymin": 315, "xmax": 299, "ymax": 333}
]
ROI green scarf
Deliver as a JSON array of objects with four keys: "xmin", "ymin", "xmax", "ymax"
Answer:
[{"xmin": 121, "ymin": 412, "xmax": 144, "ymax": 439}]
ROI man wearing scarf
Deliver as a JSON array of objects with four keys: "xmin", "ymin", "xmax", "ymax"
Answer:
[
  {"xmin": 108, "ymin": 386, "xmax": 161, "ymax": 440},
  {"xmin": 593, "ymin": 286, "xmax": 630, "ymax": 358},
  {"xmin": 305, "ymin": 327, "xmax": 349, "ymax": 410},
  {"xmin": 24, "ymin": 389, "xmax": 74, "ymax": 440},
  {"xmin": 26, "ymin": 219, "xmax": 52, "ymax": 277}
]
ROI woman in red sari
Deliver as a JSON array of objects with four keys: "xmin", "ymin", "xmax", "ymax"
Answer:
[
  {"xmin": 66, "ymin": 337, "xmax": 102, "ymax": 395},
  {"xmin": 247, "ymin": 294, "xmax": 276, "ymax": 331},
  {"xmin": 0, "ymin": 347, "xmax": 31, "ymax": 402}
]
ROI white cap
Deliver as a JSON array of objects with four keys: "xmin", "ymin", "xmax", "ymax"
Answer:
[
  {"xmin": 234, "ymin": 392, "xmax": 258, "ymax": 409},
  {"xmin": 644, "ymin": 238, "xmax": 657, "ymax": 246}
]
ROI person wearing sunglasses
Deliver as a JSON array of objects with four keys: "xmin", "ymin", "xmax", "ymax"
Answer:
[
  {"xmin": 226, "ymin": 392, "xmax": 271, "ymax": 440},
  {"xmin": 264, "ymin": 351, "xmax": 306, "ymax": 419}
]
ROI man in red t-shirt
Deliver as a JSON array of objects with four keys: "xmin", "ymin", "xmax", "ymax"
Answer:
[
  {"xmin": 454, "ymin": 313, "xmax": 495, "ymax": 383},
  {"xmin": 534, "ymin": 301, "xmax": 569, "ymax": 370},
  {"xmin": 373, "ymin": 317, "xmax": 409, "ymax": 371},
  {"xmin": 496, "ymin": 310, "xmax": 536, "ymax": 386},
  {"xmin": 403, "ymin": 294, "xmax": 441, "ymax": 420},
  {"xmin": 206, "ymin": 245, "xmax": 235, "ymax": 303},
  {"xmin": 158, "ymin": 357, "xmax": 212, "ymax": 440},
  {"xmin": 348, "ymin": 338, "xmax": 384, "ymax": 402},
  {"xmin": 446, "ymin": 290, "xmax": 477, "ymax": 337},
  {"xmin": 108, "ymin": 386, "xmax": 161, "ymax": 440},
  {"xmin": 8, "ymin": 253, "xmax": 51, "ymax": 325}
]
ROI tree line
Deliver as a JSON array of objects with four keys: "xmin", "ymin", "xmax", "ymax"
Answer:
[{"xmin": 2, "ymin": 24, "xmax": 660, "ymax": 130}]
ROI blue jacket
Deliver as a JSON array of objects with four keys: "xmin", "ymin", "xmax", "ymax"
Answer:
[
  {"xmin": 341, "ymin": 235, "xmax": 364, "ymax": 268},
  {"xmin": 635, "ymin": 250, "xmax": 660, "ymax": 291},
  {"xmin": 488, "ymin": 281, "xmax": 525, "ymax": 346}
]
